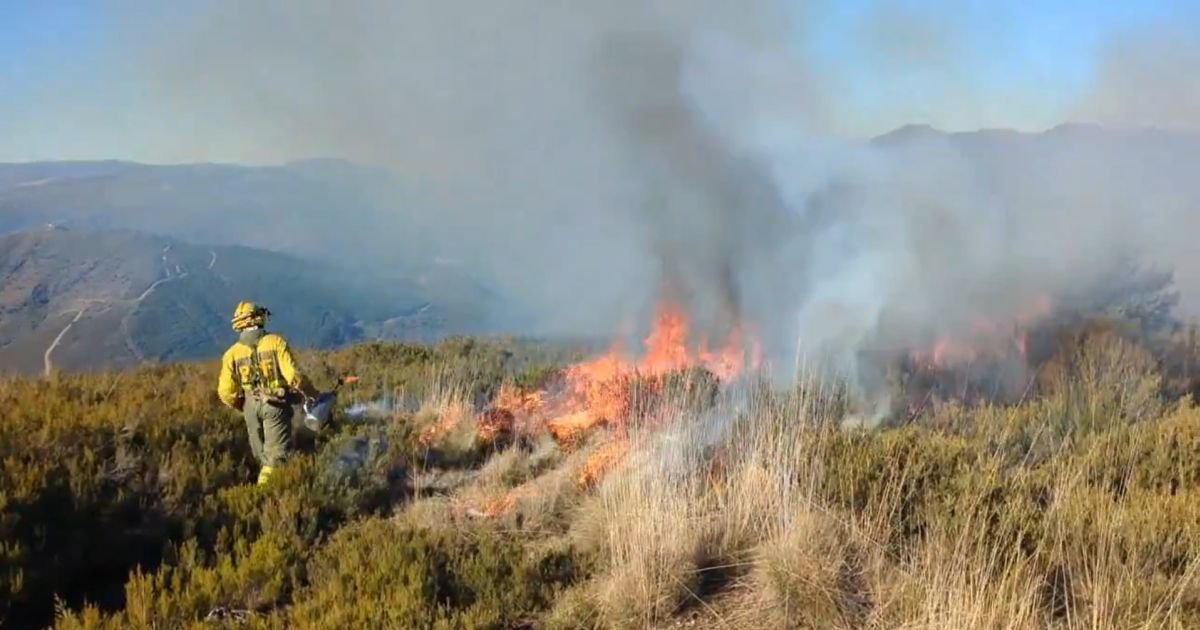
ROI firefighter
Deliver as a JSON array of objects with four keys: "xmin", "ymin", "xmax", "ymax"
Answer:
[{"xmin": 217, "ymin": 301, "xmax": 320, "ymax": 485}]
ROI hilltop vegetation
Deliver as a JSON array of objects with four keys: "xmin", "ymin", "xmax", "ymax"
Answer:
[{"xmin": 0, "ymin": 319, "xmax": 1197, "ymax": 629}]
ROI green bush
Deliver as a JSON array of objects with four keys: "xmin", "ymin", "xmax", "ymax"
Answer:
[{"xmin": 284, "ymin": 520, "xmax": 582, "ymax": 629}]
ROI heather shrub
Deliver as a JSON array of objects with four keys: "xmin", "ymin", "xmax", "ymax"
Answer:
[
  {"xmin": 6, "ymin": 330, "xmax": 1200, "ymax": 629},
  {"xmin": 282, "ymin": 520, "xmax": 584, "ymax": 629},
  {"xmin": 0, "ymin": 338, "xmax": 571, "ymax": 628}
]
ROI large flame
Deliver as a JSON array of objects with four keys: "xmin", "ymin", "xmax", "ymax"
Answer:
[
  {"xmin": 462, "ymin": 300, "xmax": 759, "ymax": 516},
  {"xmin": 446, "ymin": 293, "xmax": 1062, "ymax": 517},
  {"xmin": 544, "ymin": 301, "xmax": 758, "ymax": 440}
]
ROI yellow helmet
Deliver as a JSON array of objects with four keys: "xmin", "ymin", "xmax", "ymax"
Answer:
[{"xmin": 231, "ymin": 301, "xmax": 271, "ymax": 331}]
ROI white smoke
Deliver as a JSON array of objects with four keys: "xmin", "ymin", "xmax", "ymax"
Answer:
[{"xmin": 673, "ymin": 27, "xmax": 1196, "ymax": 410}]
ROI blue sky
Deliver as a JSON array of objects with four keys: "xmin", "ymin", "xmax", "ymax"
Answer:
[
  {"xmin": 1, "ymin": 0, "xmax": 1197, "ymax": 162},
  {"xmin": 796, "ymin": 0, "xmax": 1196, "ymax": 132}
]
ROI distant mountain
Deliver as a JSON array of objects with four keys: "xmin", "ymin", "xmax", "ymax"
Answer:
[
  {"xmin": 870, "ymin": 123, "xmax": 1200, "ymax": 180},
  {"xmin": 0, "ymin": 159, "xmax": 402, "ymax": 257},
  {"xmin": 0, "ymin": 227, "xmax": 493, "ymax": 375},
  {"xmin": 5, "ymin": 124, "xmax": 1200, "ymax": 373}
]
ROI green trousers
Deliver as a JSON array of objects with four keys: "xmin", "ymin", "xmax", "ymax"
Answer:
[{"xmin": 243, "ymin": 395, "xmax": 294, "ymax": 469}]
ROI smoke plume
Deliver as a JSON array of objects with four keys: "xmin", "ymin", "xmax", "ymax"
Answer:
[
  {"xmin": 117, "ymin": 1, "xmax": 807, "ymax": 337},
  {"xmin": 102, "ymin": 2, "xmax": 1200, "ymax": 401}
]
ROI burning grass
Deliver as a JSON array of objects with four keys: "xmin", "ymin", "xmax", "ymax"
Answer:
[
  {"xmin": 413, "ymin": 300, "xmax": 755, "ymax": 519},
  {"xmin": 543, "ymin": 391, "xmax": 1200, "ymax": 629},
  {"xmin": 387, "ymin": 301, "xmax": 1200, "ymax": 628}
]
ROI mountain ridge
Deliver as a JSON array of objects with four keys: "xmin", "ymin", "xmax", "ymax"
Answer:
[{"xmin": 5, "ymin": 122, "xmax": 1200, "ymax": 373}]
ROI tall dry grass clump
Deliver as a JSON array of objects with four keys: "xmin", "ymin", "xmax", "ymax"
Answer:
[
  {"xmin": 562, "ymin": 381, "xmax": 846, "ymax": 627},
  {"xmin": 554, "ymin": 331, "xmax": 1200, "ymax": 629},
  {"xmin": 748, "ymin": 508, "xmax": 872, "ymax": 629},
  {"xmin": 568, "ymin": 410, "xmax": 715, "ymax": 625}
]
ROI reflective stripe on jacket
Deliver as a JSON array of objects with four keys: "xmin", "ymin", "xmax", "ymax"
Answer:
[{"xmin": 217, "ymin": 328, "xmax": 317, "ymax": 408}]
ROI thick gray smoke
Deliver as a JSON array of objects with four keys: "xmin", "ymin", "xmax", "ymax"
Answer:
[
  {"xmin": 113, "ymin": 2, "xmax": 1200, "ymax": 400},
  {"xmin": 120, "ymin": 1, "xmax": 800, "ymax": 337}
]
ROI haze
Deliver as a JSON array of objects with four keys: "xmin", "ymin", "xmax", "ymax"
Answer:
[{"xmin": 3, "ymin": 0, "xmax": 1200, "ymax": 389}]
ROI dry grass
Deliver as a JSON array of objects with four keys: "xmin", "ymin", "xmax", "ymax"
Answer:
[
  {"xmin": 747, "ymin": 509, "xmax": 868, "ymax": 629},
  {"xmin": 18, "ymin": 332, "xmax": 1200, "ymax": 628},
  {"xmin": 539, "ymin": 359, "xmax": 1200, "ymax": 629}
]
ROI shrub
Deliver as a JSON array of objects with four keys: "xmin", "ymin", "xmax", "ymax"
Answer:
[
  {"xmin": 0, "ymin": 338, "xmax": 572, "ymax": 628},
  {"xmin": 9, "ymin": 332, "xmax": 1200, "ymax": 629},
  {"xmin": 283, "ymin": 520, "xmax": 583, "ymax": 629}
]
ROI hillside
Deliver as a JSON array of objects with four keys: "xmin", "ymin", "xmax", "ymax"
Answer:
[
  {"xmin": 0, "ymin": 227, "xmax": 494, "ymax": 374},
  {"xmin": 1, "ymin": 323, "xmax": 1197, "ymax": 629},
  {"xmin": 5, "ymin": 125, "xmax": 1200, "ymax": 329}
]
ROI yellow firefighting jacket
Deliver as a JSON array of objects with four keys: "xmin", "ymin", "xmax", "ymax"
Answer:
[{"xmin": 217, "ymin": 329, "xmax": 318, "ymax": 408}]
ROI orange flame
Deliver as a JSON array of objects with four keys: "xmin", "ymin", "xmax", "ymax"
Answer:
[
  {"xmin": 465, "ymin": 300, "xmax": 759, "ymax": 516},
  {"xmin": 487, "ymin": 381, "xmax": 547, "ymax": 437},
  {"xmin": 476, "ymin": 407, "xmax": 515, "ymax": 443},
  {"xmin": 418, "ymin": 401, "xmax": 468, "ymax": 446},
  {"xmin": 471, "ymin": 481, "xmax": 539, "ymax": 518},
  {"xmin": 910, "ymin": 294, "xmax": 1052, "ymax": 369},
  {"xmin": 541, "ymin": 301, "xmax": 759, "ymax": 439},
  {"xmin": 578, "ymin": 439, "xmax": 630, "ymax": 488},
  {"xmin": 699, "ymin": 326, "xmax": 762, "ymax": 381},
  {"xmin": 493, "ymin": 382, "xmax": 546, "ymax": 417},
  {"xmin": 546, "ymin": 410, "xmax": 598, "ymax": 446},
  {"xmin": 642, "ymin": 304, "xmax": 691, "ymax": 374}
]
